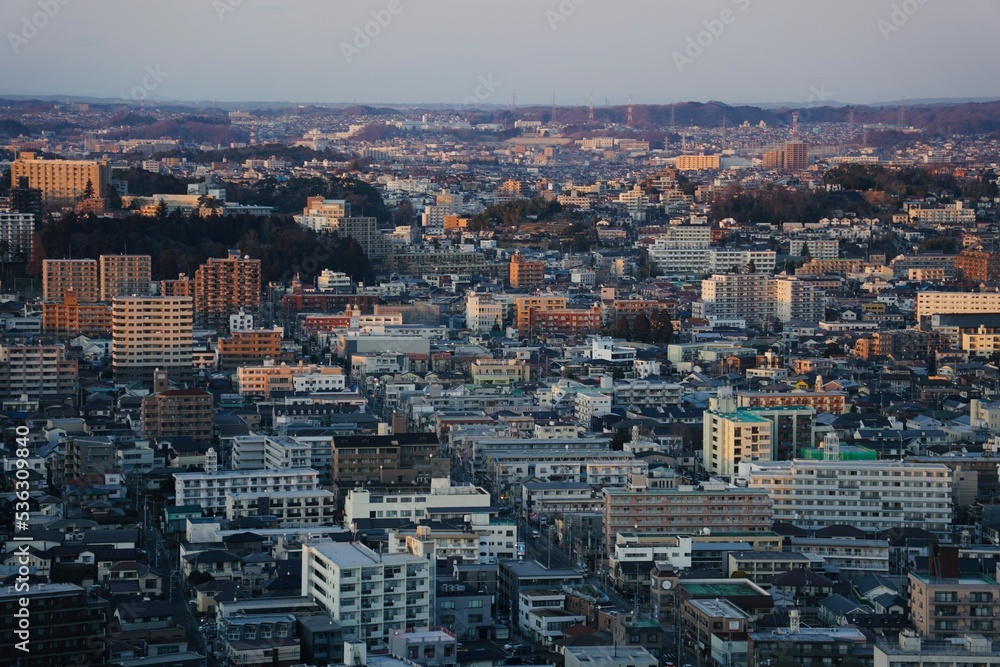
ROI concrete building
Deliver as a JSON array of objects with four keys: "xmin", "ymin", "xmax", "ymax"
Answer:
[
  {"xmin": 217, "ymin": 328, "xmax": 284, "ymax": 371},
  {"xmin": 235, "ymin": 361, "xmax": 345, "ymax": 397},
  {"xmin": 703, "ymin": 390, "xmax": 773, "ymax": 479},
  {"xmin": 509, "ymin": 253, "xmax": 545, "ymax": 290},
  {"xmin": 915, "ymin": 292, "xmax": 1000, "ymax": 322},
  {"xmin": 0, "ymin": 584, "xmax": 107, "ymax": 667},
  {"xmin": 301, "ymin": 540, "xmax": 433, "ymax": 648},
  {"xmin": 112, "ymin": 296, "xmax": 194, "ymax": 386},
  {"xmin": 141, "ymin": 388, "xmax": 214, "ymax": 441},
  {"xmin": 744, "ymin": 458, "xmax": 953, "ymax": 537},
  {"xmin": 12, "ymin": 151, "xmax": 110, "ymax": 208},
  {"xmin": 194, "ymin": 250, "xmax": 261, "ymax": 333},
  {"xmin": 43, "ymin": 258, "xmax": 99, "ymax": 302},
  {"xmin": 225, "ymin": 488, "xmax": 337, "ymax": 526},
  {"xmin": 563, "ymin": 646, "xmax": 657, "ymax": 667},
  {"xmin": 775, "ymin": 276, "xmax": 826, "ymax": 323},
  {"xmin": 783, "ymin": 142, "xmax": 809, "ymax": 170},
  {"xmin": 174, "ymin": 468, "xmax": 320, "ymax": 514},
  {"xmin": 875, "ymin": 632, "xmax": 1000, "ymax": 667},
  {"xmin": 99, "ymin": 254, "xmax": 152, "ymax": 300},
  {"xmin": 602, "ymin": 483, "xmax": 773, "ymax": 552},
  {"xmin": 388, "ymin": 627, "xmax": 458, "ymax": 667},
  {"xmin": 514, "ymin": 295, "xmax": 567, "ymax": 334},
  {"xmin": 909, "ymin": 549, "xmax": 999, "ymax": 640},
  {"xmin": 0, "ymin": 342, "xmax": 78, "ymax": 404},
  {"xmin": 748, "ymin": 627, "xmax": 871, "ymax": 667},
  {"xmin": 0, "ymin": 210, "xmax": 33, "ymax": 261},
  {"xmin": 676, "ymin": 154, "xmax": 721, "ymax": 171},
  {"xmin": 42, "ymin": 290, "xmax": 112, "ymax": 336},
  {"xmin": 465, "ymin": 292, "xmax": 503, "ymax": 332}
]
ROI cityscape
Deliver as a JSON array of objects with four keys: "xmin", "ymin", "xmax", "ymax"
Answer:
[{"xmin": 4, "ymin": 2, "xmax": 1000, "ymax": 667}]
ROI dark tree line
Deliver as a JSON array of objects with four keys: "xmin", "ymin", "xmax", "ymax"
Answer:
[
  {"xmin": 611, "ymin": 309, "xmax": 674, "ymax": 344},
  {"xmin": 468, "ymin": 196, "xmax": 563, "ymax": 231},
  {"xmin": 30, "ymin": 210, "xmax": 373, "ymax": 285}
]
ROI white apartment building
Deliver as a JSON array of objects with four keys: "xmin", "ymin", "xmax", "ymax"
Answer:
[
  {"xmin": 789, "ymin": 239, "xmax": 839, "ymax": 260},
  {"xmin": 613, "ymin": 379, "xmax": 683, "ymax": 408},
  {"xmin": 703, "ymin": 392, "xmax": 773, "ymax": 479},
  {"xmin": 465, "ymin": 292, "xmax": 503, "ymax": 332},
  {"xmin": 343, "ymin": 478, "xmax": 490, "ymax": 526},
  {"xmin": 487, "ymin": 450, "xmax": 645, "ymax": 487},
  {"xmin": 694, "ymin": 273, "xmax": 776, "ymax": 322},
  {"xmin": 775, "ymin": 276, "xmax": 826, "ymax": 323},
  {"xmin": 0, "ymin": 211, "xmax": 34, "ymax": 262},
  {"xmin": 743, "ymin": 459, "xmax": 953, "ymax": 537},
  {"xmin": 301, "ymin": 540, "xmax": 432, "ymax": 647},
  {"xmin": 907, "ymin": 202, "xmax": 975, "ymax": 225},
  {"xmin": 574, "ymin": 390, "xmax": 612, "ymax": 425},
  {"xmin": 174, "ymin": 468, "xmax": 320, "ymax": 513},
  {"xmin": 648, "ymin": 244, "xmax": 778, "ymax": 276},
  {"xmin": 422, "ymin": 190, "xmax": 464, "ymax": 228},
  {"xmin": 316, "ymin": 269, "xmax": 354, "ymax": 291},
  {"xmin": 518, "ymin": 590, "xmax": 586, "ymax": 647},
  {"xmin": 225, "ymin": 488, "xmax": 337, "ymax": 525},
  {"xmin": 915, "ymin": 292, "xmax": 1000, "ymax": 321},
  {"xmin": 387, "ymin": 522, "xmax": 518, "ymax": 563},
  {"xmin": 609, "ymin": 533, "xmax": 693, "ymax": 571}
]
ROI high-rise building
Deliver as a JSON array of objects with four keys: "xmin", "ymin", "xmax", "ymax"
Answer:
[
  {"xmin": 0, "ymin": 343, "xmax": 78, "ymax": 404},
  {"xmin": 703, "ymin": 389, "xmax": 773, "ymax": 479},
  {"xmin": 11, "ymin": 151, "xmax": 109, "ymax": 209},
  {"xmin": 294, "ymin": 197, "xmax": 390, "ymax": 259},
  {"xmin": 915, "ymin": 292, "xmax": 1000, "ymax": 321},
  {"xmin": 908, "ymin": 545, "xmax": 999, "ymax": 641},
  {"xmin": 775, "ymin": 276, "xmax": 826, "ymax": 323},
  {"xmin": 301, "ymin": 539, "xmax": 433, "ymax": 648},
  {"xmin": 41, "ymin": 290, "xmax": 112, "ymax": 336},
  {"xmin": 0, "ymin": 210, "xmax": 34, "ymax": 262},
  {"xmin": 43, "ymin": 258, "xmax": 99, "ymax": 302},
  {"xmin": 141, "ymin": 388, "xmax": 214, "ymax": 441},
  {"xmin": 954, "ymin": 250, "xmax": 1000, "ymax": 283},
  {"xmin": 99, "ymin": 254, "xmax": 152, "ymax": 300},
  {"xmin": 783, "ymin": 142, "xmax": 809, "ymax": 170},
  {"xmin": 9, "ymin": 175, "xmax": 43, "ymax": 217},
  {"xmin": 509, "ymin": 253, "xmax": 545, "ymax": 290},
  {"xmin": 194, "ymin": 250, "xmax": 261, "ymax": 333},
  {"xmin": 0, "ymin": 584, "xmax": 107, "ymax": 666},
  {"xmin": 112, "ymin": 296, "xmax": 194, "ymax": 385}
]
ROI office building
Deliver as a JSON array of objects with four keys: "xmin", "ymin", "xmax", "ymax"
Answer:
[
  {"xmin": 99, "ymin": 254, "xmax": 152, "ymax": 300},
  {"xmin": 194, "ymin": 250, "xmax": 261, "ymax": 333},
  {"xmin": 301, "ymin": 540, "xmax": 433, "ymax": 648},
  {"xmin": 11, "ymin": 151, "xmax": 109, "ymax": 208},
  {"xmin": 112, "ymin": 296, "xmax": 194, "ymax": 385},
  {"xmin": 0, "ymin": 210, "xmax": 34, "ymax": 261},
  {"xmin": 43, "ymin": 258, "xmax": 99, "ymax": 302},
  {"xmin": 509, "ymin": 253, "xmax": 545, "ymax": 290},
  {"xmin": 744, "ymin": 459, "xmax": 953, "ymax": 537},
  {"xmin": 141, "ymin": 388, "xmax": 214, "ymax": 441}
]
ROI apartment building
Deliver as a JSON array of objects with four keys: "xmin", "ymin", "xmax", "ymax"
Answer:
[
  {"xmin": 744, "ymin": 459, "xmax": 953, "ymax": 537},
  {"xmin": 676, "ymin": 154, "xmax": 721, "ymax": 171},
  {"xmin": 875, "ymin": 633, "xmax": 1000, "ymax": 667},
  {"xmin": 43, "ymin": 258, "xmax": 99, "ymax": 302},
  {"xmin": 613, "ymin": 379, "xmax": 683, "ymax": 408},
  {"xmin": 465, "ymin": 292, "xmax": 504, "ymax": 332},
  {"xmin": 907, "ymin": 202, "xmax": 975, "ymax": 225},
  {"xmin": 469, "ymin": 358, "xmax": 530, "ymax": 387},
  {"xmin": 784, "ymin": 141, "xmax": 809, "ymax": 170},
  {"xmin": 194, "ymin": 250, "xmax": 261, "ymax": 333},
  {"xmin": 0, "ymin": 210, "xmax": 33, "ymax": 261},
  {"xmin": 99, "ymin": 254, "xmax": 152, "ymax": 300},
  {"xmin": 235, "ymin": 361, "xmax": 345, "ymax": 397},
  {"xmin": 529, "ymin": 306, "xmax": 602, "ymax": 338},
  {"xmin": 141, "ymin": 388, "xmax": 214, "ymax": 441},
  {"xmin": 217, "ymin": 328, "xmax": 284, "ymax": 371},
  {"xmin": 748, "ymin": 627, "xmax": 871, "ymax": 667},
  {"xmin": 301, "ymin": 540, "xmax": 433, "ymax": 648},
  {"xmin": 112, "ymin": 296, "xmax": 194, "ymax": 385},
  {"xmin": 11, "ymin": 152, "xmax": 110, "ymax": 208},
  {"xmin": 0, "ymin": 584, "xmax": 107, "ymax": 666},
  {"xmin": 41, "ymin": 290, "xmax": 112, "ymax": 336},
  {"xmin": 775, "ymin": 276, "xmax": 827, "ymax": 322},
  {"xmin": 344, "ymin": 478, "xmax": 488, "ymax": 525},
  {"xmin": 509, "ymin": 253, "xmax": 545, "ymax": 289},
  {"xmin": 695, "ymin": 273, "xmax": 775, "ymax": 323},
  {"xmin": 518, "ymin": 590, "xmax": 587, "ymax": 647},
  {"xmin": 648, "ymin": 244, "xmax": 777, "ymax": 276},
  {"xmin": 225, "ymin": 488, "xmax": 337, "ymax": 526},
  {"xmin": 737, "ymin": 389, "xmax": 846, "ymax": 414},
  {"xmin": 909, "ymin": 571, "xmax": 999, "ymax": 640},
  {"xmin": 296, "ymin": 197, "xmax": 391, "ymax": 258},
  {"xmin": 331, "ymin": 433, "xmax": 444, "ymax": 485},
  {"xmin": 514, "ymin": 295, "xmax": 567, "ymax": 334},
  {"xmin": 174, "ymin": 468, "xmax": 320, "ymax": 513},
  {"xmin": 915, "ymin": 292, "xmax": 1000, "ymax": 321},
  {"xmin": 0, "ymin": 343, "xmax": 78, "ymax": 403},
  {"xmin": 602, "ymin": 483, "xmax": 773, "ymax": 552},
  {"xmin": 703, "ymin": 391, "xmax": 774, "ymax": 479},
  {"xmin": 954, "ymin": 250, "xmax": 1000, "ymax": 282}
]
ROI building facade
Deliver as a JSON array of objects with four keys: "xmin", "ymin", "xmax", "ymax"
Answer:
[{"xmin": 112, "ymin": 296, "xmax": 194, "ymax": 385}]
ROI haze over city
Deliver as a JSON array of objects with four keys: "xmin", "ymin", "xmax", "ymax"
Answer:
[{"xmin": 3, "ymin": 0, "xmax": 1000, "ymax": 105}]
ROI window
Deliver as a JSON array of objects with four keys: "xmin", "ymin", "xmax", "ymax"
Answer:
[{"xmin": 469, "ymin": 600, "xmax": 483, "ymax": 608}]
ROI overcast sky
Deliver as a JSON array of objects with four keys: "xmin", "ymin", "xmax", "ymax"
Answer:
[{"xmin": 3, "ymin": 0, "xmax": 999, "ymax": 106}]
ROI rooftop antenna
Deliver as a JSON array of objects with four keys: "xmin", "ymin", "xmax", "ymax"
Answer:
[
  {"xmin": 790, "ymin": 111, "xmax": 800, "ymax": 141},
  {"xmin": 249, "ymin": 121, "xmax": 257, "ymax": 147},
  {"xmin": 626, "ymin": 95, "xmax": 633, "ymax": 126},
  {"xmin": 588, "ymin": 92, "xmax": 595, "ymax": 123}
]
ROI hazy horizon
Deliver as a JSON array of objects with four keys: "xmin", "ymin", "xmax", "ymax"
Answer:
[{"xmin": 3, "ymin": 0, "xmax": 999, "ymax": 106}]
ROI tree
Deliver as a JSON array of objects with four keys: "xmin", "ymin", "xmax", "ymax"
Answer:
[
  {"xmin": 650, "ymin": 310, "xmax": 674, "ymax": 344},
  {"xmin": 78, "ymin": 178, "xmax": 95, "ymax": 202},
  {"xmin": 614, "ymin": 315, "xmax": 631, "ymax": 340},
  {"xmin": 632, "ymin": 313, "xmax": 652, "ymax": 343},
  {"xmin": 189, "ymin": 571, "xmax": 214, "ymax": 586},
  {"xmin": 746, "ymin": 260, "xmax": 757, "ymax": 274}
]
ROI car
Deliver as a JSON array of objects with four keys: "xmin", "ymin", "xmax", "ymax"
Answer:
[
  {"xmin": 531, "ymin": 530, "xmax": 540, "ymax": 538},
  {"xmin": 503, "ymin": 642, "xmax": 524, "ymax": 652}
]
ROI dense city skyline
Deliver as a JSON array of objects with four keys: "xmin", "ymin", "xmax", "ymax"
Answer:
[{"xmin": 3, "ymin": 0, "xmax": 1000, "ymax": 105}]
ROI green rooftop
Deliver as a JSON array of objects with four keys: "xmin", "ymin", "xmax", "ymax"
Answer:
[
  {"xmin": 800, "ymin": 445, "xmax": 877, "ymax": 461},
  {"xmin": 680, "ymin": 580, "xmax": 765, "ymax": 597}
]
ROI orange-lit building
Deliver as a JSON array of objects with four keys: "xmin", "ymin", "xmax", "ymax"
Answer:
[
  {"xmin": 737, "ymin": 390, "xmax": 846, "ymax": 414},
  {"xmin": 43, "ymin": 259, "xmax": 99, "ymax": 302},
  {"xmin": 99, "ymin": 254, "xmax": 151, "ymax": 300},
  {"xmin": 42, "ymin": 291, "xmax": 112, "ymax": 336},
  {"xmin": 509, "ymin": 254, "xmax": 545, "ymax": 290},
  {"xmin": 194, "ymin": 250, "xmax": 261, "ymax": 333},
  {"xmin": 217, "ymin": 328, "xmax": 285, "ymax": 372},
  {"xmin": 282, "ymin": 278, "xmax": 378, "ymax": 322},
  {"xmin": 514, "ymin": 295, "xmax": 567, "ymax": 334},
  {"xmin": 528, "ymin": 306, "xmax": 602, "ymax": 338},
  {"xmin": 954, "ymin": 250, "xmax": 1000, "ymax": 283},
  {"xmin": 159, "ymin": 274, "xmax": 193, "ymax": 297},
  {"xmin": 11, "ymin": 152, "xmax": 109, "ymax": 209}
]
